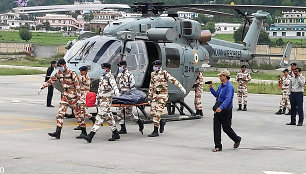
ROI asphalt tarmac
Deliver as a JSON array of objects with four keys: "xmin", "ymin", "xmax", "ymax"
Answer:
[{"xmin": 0, "ymin": 74, "xmax": 305, "ymax": 174}]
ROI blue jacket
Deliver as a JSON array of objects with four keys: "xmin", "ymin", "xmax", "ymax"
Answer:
[{"xmin": 210, "ymin": 81, "xmax": 234, "ymax": 110}]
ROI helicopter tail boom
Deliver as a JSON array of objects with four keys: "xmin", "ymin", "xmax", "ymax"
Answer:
[
  {"xmin": 251, "ymin": 42, "xmax": 292, "ymax": 68},
  {"xmin": 243, "ymin": 11, "xmax": 269, "ymax": 53}
]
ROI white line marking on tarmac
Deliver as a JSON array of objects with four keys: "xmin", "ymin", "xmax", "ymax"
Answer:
[{"xmin": 263, "ymin": 171, "xmax": 293, "ymax": 174}]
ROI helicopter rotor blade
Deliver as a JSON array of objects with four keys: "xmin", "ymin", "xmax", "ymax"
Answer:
[
  {"xmin": 165, "ymin": 4, "xmax": 306, "ymax": 11},
  {"xmin": 170, "ymin": 7, "xmax": 235, "ymax": 17},
  {"xmin": 241, "ymin": 19, "xmax": 248, "ymax": 43},
  {"xmin": 14, "ymin": 4, "xmax": 130, "ymax": 13}
]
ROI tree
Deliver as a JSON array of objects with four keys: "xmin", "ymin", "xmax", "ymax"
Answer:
[
  {"xmin": 258, "ymin": 30, "xmax": 271, "ymax": 45},
  {"xmin": 234, "ymin": 26, "xmax": 248, "ymax": 43},
  {"xmin": 19, "ymin": 28, "xmax": 32, "ymax": 42},
  {"xmin": 205, "ymin": 22, "xmax": 215, "ymax": 33},
  {"xmin": 275, "ymin": 38, "xmax": 285, "ymax": 46},
  {"xmin": 43, "ymin": 22, "xmax": 51, "ymax": 32},
  {"xmin": 84, "ymin": 12, "xmax": 94, "ymax": 22},
  {"xmin": 196, "ymin": 14, "xmax": 209, "ymax": 24}
]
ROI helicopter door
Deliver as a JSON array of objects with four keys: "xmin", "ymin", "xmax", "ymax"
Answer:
[
  {"xmin": 159, "ymin": 43, "xmax": 185, "ymax": 91},
  {"xmin": 125, "ymin": 40, "xmax": 149, "ymax": 87}
]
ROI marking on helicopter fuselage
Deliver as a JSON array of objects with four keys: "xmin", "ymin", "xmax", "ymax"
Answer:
[
  {"xmin": 212, "ymin": 48, "xmax": 241, "ymax": 59},
  {"xmin": 193, "ymin": 51, "xmax": 199, "ymax": 65}
]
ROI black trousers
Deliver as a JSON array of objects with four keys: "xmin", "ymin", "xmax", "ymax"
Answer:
[
  {"xmin": 213, "ymin": 109, "xmax": 241, "ymax": 149},
  {"xmin": 290, "ymin": 92, "xmax": 304, "ymax": 124},
  {"xmin": 47, "ymin": 86, "xmax": 54, "ymax": 106}
]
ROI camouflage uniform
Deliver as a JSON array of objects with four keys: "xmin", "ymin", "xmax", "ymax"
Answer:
[
  {"xmin": 279, "ymin": 75, "xmax": 291, "ymax": 110},
  {"xmin": 289, "ymin": 70, "xmax": 295, "ymax": 77},
  {"xmin": 77, "ymin": 74, "xmax": 93, "ymax": 119},
  {"xmin": 91, "ymin": 71, "xmax": 119, "ymax": 133},
  {"xmin": 194, "ymin": 72, "xmax": 204, "ymax": 110},
  {"xmin": 148, "ymin": 68, "xmax": 185, "ymax": 127},
  {"xmin": 116, "ymin": 70, "xmax": 138, "ymax": 124},
  {"xmin": 41, "ymin": 68, "xmax": 85, "ymax": 128},
  {"xmin": 236, "ymin": 71, "xmax": 251, "ymax": 105}
]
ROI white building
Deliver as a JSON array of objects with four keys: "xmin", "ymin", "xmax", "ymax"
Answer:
[
  {"xmin": 215, "ymin": 23, "xmax": 242, "ymax": 34},
  {"xmin": 7, "ymin": 20, "xmax": 35, "ymax": 28},
  {"xmin": 36, "ymin": 14, "xmax": 84, "ymax": 31},
  {"xmin": 86, "ymin": 9, "xmax": 141, "ymax": 31},
  {"xmin": 177, "ymin": 11, "xmax": 198, "ymax": 19},
  {"xmin": 0, "ymin": 12, "xmax": 20, "ymax": 25},
  {"xmin": 267, "ymin": 10, "xmax": 306, "ymax": 38},
  {"xmin": 0, "ymin": 12, "xmax": 36, "ymax": 30}
]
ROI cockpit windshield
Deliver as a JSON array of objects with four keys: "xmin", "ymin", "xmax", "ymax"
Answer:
[{"xmin": 64, "ymin": 36, "xmax": 122, "ymax": 64}]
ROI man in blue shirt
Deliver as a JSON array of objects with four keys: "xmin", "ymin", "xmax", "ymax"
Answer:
[{"xmin": 209, "ymin": 70, "xmax": 241, "ymax": 152}]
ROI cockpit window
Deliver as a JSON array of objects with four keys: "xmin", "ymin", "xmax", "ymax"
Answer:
[
  {"xmin": 64, "ymin": 40, "xmax": 87, "ymax": 62},
  {"xmin": 64, "ymin": 37, "xmax": 121, "ymax": 65},
  {"xmin": 165, "ymin": 48, "xmax": 180, "ymax": 68}
]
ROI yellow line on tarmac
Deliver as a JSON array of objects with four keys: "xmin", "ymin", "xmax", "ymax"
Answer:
[
  {"xmin": 0, "ymin": 127, "xmax": 55, "ymax": 134},
  {"xmin": 0, "ymin": 115, "xmax": 54, "ymax": 122}
]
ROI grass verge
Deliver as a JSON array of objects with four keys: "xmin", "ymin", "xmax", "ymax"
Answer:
[
  {"xmin": 0, "ymin": 67, "xmax": 45, "ymax": 76},
  {"xmin": 0, "ymin": 31, "xmax": 77, "ymax": 46},
  {"xmin": 0, "ymin": 56, "xmax": 63, "ymax": 67},
  {"xmin": 203, "ymin": 82, "xmax": 306, "ymax": 96},
  {"xmin": 203, "ymin": 71, "xmax": 279, "ymax": 80}
]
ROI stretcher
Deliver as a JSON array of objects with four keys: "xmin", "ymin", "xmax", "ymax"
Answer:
[{"xmin": 111, "ymin": 102, "xmax": 149, "ymax": 120}]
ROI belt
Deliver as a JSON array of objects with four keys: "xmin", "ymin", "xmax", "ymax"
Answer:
[
  {"xmin": 65, "ymin": 88, "xmax": 74, "ymax": 92},
  {"xmin": 155, "ymin": 91, "xmax": 166, "ymax": 95}
]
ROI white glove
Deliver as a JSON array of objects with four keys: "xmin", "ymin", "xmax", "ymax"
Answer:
[
  {"xmin": 77, "ymin": 100, "xmax": 83, "ymax": 105},
  {"xmin": 181, "ymin": 88, "xmax": 186, "ymax": 95},
  {"xmin": 114, "ymin": 90, "xmax": 120, "ymax": 97},
  {"xmin": 38, "ymin": 88, "xmax": 42, "ymax": 95}
]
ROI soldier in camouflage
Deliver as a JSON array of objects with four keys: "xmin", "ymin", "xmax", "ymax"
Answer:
[
  {"xmin": 73, "ymin": 66, "xmax": 96, "ymax": 133},
  {"xmin": 276, "ymin": 69, "xmax": 291, "ymax": 115},
  {"xmin": 116, "ymin": 60, "xmax": 144, "ymax": 134},
  {"xmin": 193, "ymin": 72, "xmax": 204, "ymax": 116},
  {"xmin": 39, "ymin": 59, "xmax": 86, "ymax": 139},
  {"xmin": 147, "ymin": 60, "xmax": 186, "ymax": 137},
  {"xmin": 82, "ymin": 63, "xmax": 120, "ymax": 143},
  {"xmin": 236, "ymin": 65, "xmax": 251, "ymax": 111}
]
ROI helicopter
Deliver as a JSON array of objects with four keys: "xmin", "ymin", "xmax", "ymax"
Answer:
[{"xmin": 22, "ymin": 3, "xmax": 306, "ymax": 118}]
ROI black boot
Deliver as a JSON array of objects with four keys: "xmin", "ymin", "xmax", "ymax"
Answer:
[
  {"xmin": 48, "ymin": 126, "xmax": 62, "ymax": 139},
  {"xmin": 242, "ymin": 105, "xmax": 247, "ymax": 111},
  {"xmin": 179, "ymin": 106, "xmax": 185, "ymax": 115},
  {"xmin": 160, "ymin": 119, "xmax": 167, "ymax": 133},
  {"xmin": 196, "ymin": 109, "xmax": 203, "ymax": 116},
  {"xmin": 137, "ymin": 119, "xmax": 144, "ymax": 135},
  {"xmin": 281, "ymin": 108, "xmax": 286, "ymax": 114},
  {"xmin": 89, "ymin": 116, "xmax": 96, "ymax": 125},
  {"xmin": 237, "ymin": 104, "xmax": 242, "ymax": 111},
  {"xmin": 285, "ymin": 109, "xmax": 291, "ymax": 115},
  {"xmin": 82, "ymin": 131, "xmax": 95, "ymax": 143},
  {"xmin": 76, "ymin": 127, "xmax": 87, "ymax": 139},
  {"xmin": 118, "ymin": 124, "xmax": 127, "ymax": 134},
  {"xmin": 108, "ymin": 129, "xmax": 120, "ymax": 141},
  {"xmin": 73, "ymin": 125, "xmax": 82, "ymax": 130},
  {"xmin": 275, "ymin": 109, "xmax": 282, "ymax": 115},
  {"xmin": 148, "ymin": 126, "xmax": 159, "ymax": 137}
]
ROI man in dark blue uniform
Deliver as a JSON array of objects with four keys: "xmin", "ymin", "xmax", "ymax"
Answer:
[
  {"xmin": 209, "ymin": 70, "xmax": 241, "ymax": 152},
  {"xmin": 45, "ymin": 60, "xmax": 56, "ymax": 107}
]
